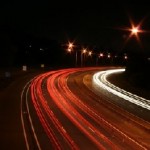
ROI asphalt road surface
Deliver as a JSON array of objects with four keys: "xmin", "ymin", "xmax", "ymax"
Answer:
[{"xmin": 0, "ymin": 67, "xmax": 150, "ymax": 150}]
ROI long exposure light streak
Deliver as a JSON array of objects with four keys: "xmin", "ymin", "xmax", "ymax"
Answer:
[
  {"xmin": 21, "ymin": 67, "xmax": 149, "ymax": 149},
  {"xmin": 60, "ymin": 72, "xmax": 148, "ymax": 149},
  {"xmin": 33, "ymin": 73, "xmax": 79, "ymax": 150},
  {"xmin": 93, "ymin": 69, "xmax": 150, "ymax": 110},
  {"xmin": 47, "ymin": 70, "xmax": 113, "ymax": 149}
]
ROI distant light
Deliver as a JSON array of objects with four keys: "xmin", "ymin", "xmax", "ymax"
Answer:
[
  {"xmin": 68, "ymin": 42, "xmax": 74, "ymax": 49},
  {"xmin": 22, "ymin": 65, "xmax": 27, "ymax": 71},
  {"xmin": 41, "ymin": 64, "xmax": 45, "ymax": 68},
  {"xmin": 148, "ymin": 58, "xmax": 150, "ymax": 61},
  {"xmin": 107, "ymin": 54, "xmax": 111, "ymax": 58},
  {"xmin": 29, "ymin": 45, "xmax": 32, "ymax": 48},
  {"xmin": 82, "ymin": 49, "xmax": 87, "ymax": 54},
  {"xmin": 88, "ymin": 51, "xmax": 92, "ymax": 56},
  {"xmin": 124, "ymin": 55, "xmax": 128, "ymax": 59},
  {"xmin": 67, "ymin": 42, "xmax": 74, "ymax": 53},
  {"xmin": 67, "ymin": 48, "xmax": 72, "ymax": 53},
  {"xmin": 99, "ymin": 53, "xmax": 104, "ymax": 57},
  {"xmin": 40, "ymin": 48, "xmax": 44, "ymax": 51}
]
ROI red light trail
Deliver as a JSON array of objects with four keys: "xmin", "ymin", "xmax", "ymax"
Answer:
[{"xmin": 21, "ymin": 67, "xmax": 150, "ymax": 149}]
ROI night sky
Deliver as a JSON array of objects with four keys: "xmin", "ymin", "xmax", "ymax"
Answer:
[{"xmin": 0, "ymin": 0, "xmax": 150, "ymax": 67}]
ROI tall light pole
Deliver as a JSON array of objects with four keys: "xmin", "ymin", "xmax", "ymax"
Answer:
[
  {"xmin": 67, "ymin": 42, "xmax": 78, "ymax": 67},
  {"xmin": 81, "ymin": 49, "xmax": 87, "ymax": 67},
  {"xmin": 99, "ymin": 52, "xmax": 104, "ymax": 65},
  {"xmin": 67, "ymin": 42, "xmax": 74, "ymax": 52},
  {"xmin": 88, "ymin": 51, "xmax": 93, "ymax": 66}
]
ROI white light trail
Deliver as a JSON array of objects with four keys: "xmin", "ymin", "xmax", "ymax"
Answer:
[{"xmin": 93, "ymin": 69, "xmax": 150, "ymax": 110}]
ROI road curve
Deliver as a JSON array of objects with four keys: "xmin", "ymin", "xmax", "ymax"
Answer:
[{"xmin": 21, "ymin": 67, "xmax": 150, "ymax": 150}]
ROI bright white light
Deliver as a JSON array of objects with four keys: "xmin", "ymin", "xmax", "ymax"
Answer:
[
  {"xmin": 83, "ymin": 49, "xmax": 87, "ymax": 54},
  {"xmin": 131, "ymin": 27, "xmax": 139, "ymax": 34},
  {"xmin": 68, "ymin": 42, "xmax": 74, "ymax": 49},
  {"xmin": 88, "ymin": 51, "xmax": 92, "ymax": 56},
  {"xmin": 67, "ymin": 48, "xmax": 72, "ymax": 52},
  {"xmin": 107, "ymin": 54, "xmax": 111, "ymax": 58},
  {"xmin": 93, "ymin": 69, "xmax": 150, "ymax": 110},
  {"xmin": 99, "ymin": 53, "xmax": 104, "ymax": 57},
  {"xmin": 124, "ymin": 55, "xmax": 128, "ymax": 59}
]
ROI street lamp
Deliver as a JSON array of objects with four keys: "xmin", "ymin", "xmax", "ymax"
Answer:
[
  {"xmin": 67, "ymin": 42, "xmax": 78, "ymax": 67},
  {"xmin": 81, "ymin": 49, "xmax": 87, "ymax": 67},
  {"xmin": 123, "ymin": 20, "xmax": 145, "ymax": 45},
  {"xmin": 67, "ymin": 42, "xmax": 74, "ymax": 52},
  {"xmin": 67, "ymin": 48, "xmax": 72, "ymax": 53},
  {"xmin": 107, "ymin": 53, "xmax": 111, "ymax": 58},
  {"xmin": 124, "ymin": 53, "xmax": 128, "ymax": 60},
  {"xmin": 99, "ymin": 53, "xmax": 104, "ymax": 57},
  {"xmin": 96, "ymin": 52, "xmax": 104, "ymax": 66},
  {"xmin": 88, "ymin": 50, "xmax": 94, "ymax": 66},
  {"xmin": 68, "ymin": 42, "xmax": 74, "ymax": 49},
  {"xmin": 129, "ymin": 25, "xmax": 142, "ymax": 42},
  {"xmin": 131, "ymin": 27, "xmax": 139, "ymax": 35},
  {"xmin": 88, "ymin": 51, "xmax": 92, "ymax": 56}
]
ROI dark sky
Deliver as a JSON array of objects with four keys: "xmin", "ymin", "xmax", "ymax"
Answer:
[{"xmin": 1, "ymin": 0, "xmax": 150, "ymax": 53}]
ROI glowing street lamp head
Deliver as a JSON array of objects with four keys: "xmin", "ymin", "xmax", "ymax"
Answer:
[
  {"xmin": 99, "ymin": 53, "xmax": 104, "ymax": 57},
  {"xmin": 116, "ymin": 17, "xmax": 146, "ymax": 47},
  {"xmin": 124, "ymin": 55, "xmax": 128, "ymax": 59},
  {"xmin": 68, "ymin": 42, "xmax": 74, "ymax": 49},
  {"xmin": 107, "ymin": 54, "xmax": 111, "ymax": 58},
  {"xmin": 131, "ymin": 26, "xmax": 140, "ymax": 35},
  {"xmin": 67, "ymin": 42, "xmax": 74, "ymax": 53},
  {"xmin": 128, "ymin": 24, "xmax": 143, "ymax": 43},
  {"xmin": 88, "ymin": 51, "xmax": 92, "ymax": 56},
  {"xmin": 67, "ymin": 48, "xmax": 72, "ymax": 52},
  {"xmin": 82, "ymin": 49, "xmax": 87, "ymax": 54}
]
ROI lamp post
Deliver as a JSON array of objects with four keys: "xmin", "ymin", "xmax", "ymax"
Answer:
[
  {"xmin": 67, "ymin": 42, "xmax": 74, "ymax": 52},
  {"xmin": 81, "ymin": 49, "xmax": 87, "ymax": 67},
  {"xmin": 88, "ymin": 51, "xmax": 93, "ymax": 66},
  {"xmin": 99, "ymin": 52, "xmax": 104, "ymax": 66},
  {"xmin": 67, "ymin": 42, "xmax": 78, "ymax": 67}
]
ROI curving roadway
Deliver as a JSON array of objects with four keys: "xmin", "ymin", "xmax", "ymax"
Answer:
[{"xmin": 21, "ymin": 67, "xmax": 150, "ymax": 150}]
